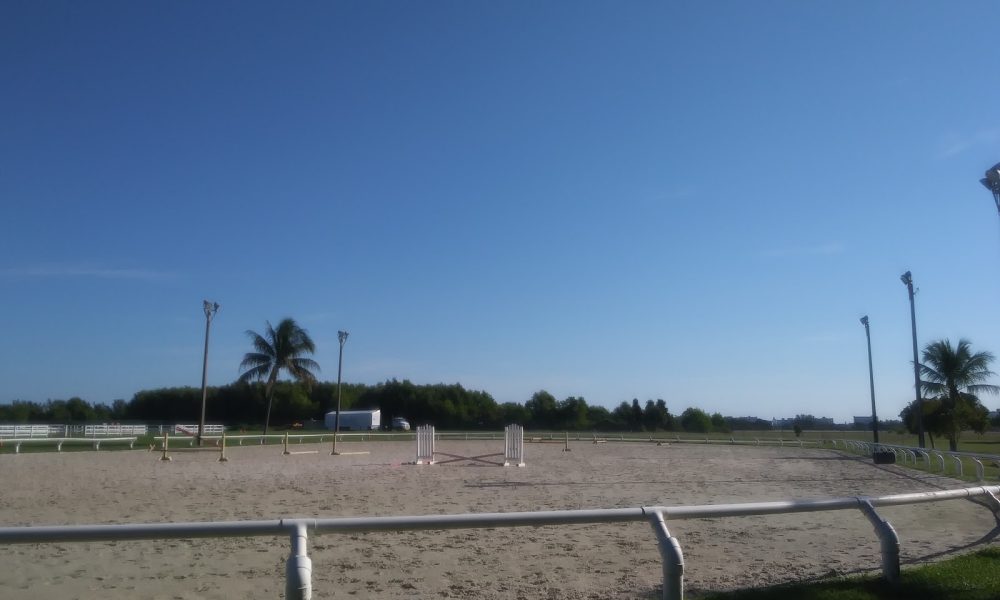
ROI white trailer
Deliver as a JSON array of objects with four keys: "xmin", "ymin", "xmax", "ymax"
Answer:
[{"xmin": 324, "ymin": 409, "xmax": 381, "ymax": 431}]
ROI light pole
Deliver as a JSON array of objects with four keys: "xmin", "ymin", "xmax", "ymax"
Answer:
[
  {"xmin": 331, "ymin": 330, "xmax": 349, "ymax": 455},
  {"xmin": 900, "ymin": 271, "xmax": 924, "ymax": 448},
  {"xmin": 979, "ymin": 162, "xmax": 1000, "ymax": 217},
  {"xmin": 860, "ymin": 316, "xmax": 879, "ymax": 445},
  {"xmin": 197, "ymin": 300, "xmax": 220, "ymax": 447}
]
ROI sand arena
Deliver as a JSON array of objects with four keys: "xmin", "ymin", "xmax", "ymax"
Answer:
[{"xmin": 1, "ymin": 440, "xmax": 997, "ymax": 599}]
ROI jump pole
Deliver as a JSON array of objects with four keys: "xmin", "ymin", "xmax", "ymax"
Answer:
[
  {"xmin": 280, "ymin": 432, "xmax": 319, "ymax": 456},
  {"xmin": 218, "ymin": 432, "xmax": 229, "ymax": 462},
  {"xmin": 160, "ymin": 432, "xmax": 172, "ymax": 461},
  {"xmin": 563, "ymin": 431, "xmax": 571, "ymax": 452},
  {"xmin": 329, "ymin": 434, "xmax": 370, "ymax": 456}
]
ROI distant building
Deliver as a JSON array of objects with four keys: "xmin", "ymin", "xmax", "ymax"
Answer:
[
  {"xmin": 854, "ymin": 416, "xmax": 873, "ymax": 427},
  {"xmin": 772, "ymin": 415, "xmax": 836, "ymax": 429}
]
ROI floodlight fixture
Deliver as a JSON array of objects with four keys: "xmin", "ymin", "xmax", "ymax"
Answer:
[{"xmin": 981, "ymin": 162, "xmax": 1000, "ymax": 216}]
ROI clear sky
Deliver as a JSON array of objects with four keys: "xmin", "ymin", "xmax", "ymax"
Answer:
[{"xmin": 2, "ymin": 1, "xmax": 999, "ymax": 423}]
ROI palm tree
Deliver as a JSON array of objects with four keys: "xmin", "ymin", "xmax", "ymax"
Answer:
[
  {"xmin": 919, "ymin": 338, "xmax": 999, "ymax": 451},
  {"xmin": 238, "ymin": 318, "xmax": 320, "ymax": 438}
]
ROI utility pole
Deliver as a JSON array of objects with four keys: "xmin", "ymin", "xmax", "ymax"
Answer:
[
  {"xmin": 900, "ymin": 272, "xmax": 924, "ymax": 448},
  {"xmin": 331, "ymin": 330, "xmax": 349, "ymax": 455},
  {"xmin": 198, "ymin": 300, "xmax": 220, "ymax": 446},
  {"xmin": 860, "ymin": 316, "xmax": 879, "ymax": 445}
]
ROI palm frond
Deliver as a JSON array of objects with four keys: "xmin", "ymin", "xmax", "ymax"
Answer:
[
  {"xmin": 918, "ymin": 362, "xmax": 945, "ymax": 384},
  {"xmin": 240, "ymin": 352, "xmax": 272, "ymax": 371},
  {"xmin": 967, "ymin": 384, "xmax": 1000, "ymax": 396},
  {"xmin": 289, "ymin": 357, "xmax": 321, "ymax": 373},
  {"xmin": 238, "ymin": 363, "xmax": 271, "ymax": 383},
  {"xmin": 921, "ymin": 381, "xmax": 946, "ymax": 396},
  {"xmin": 245, "ymin": 329, "xmax": 276, "ymax": 357}
]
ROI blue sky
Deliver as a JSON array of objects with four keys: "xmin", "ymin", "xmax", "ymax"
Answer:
[{"xmin": 2, "ymin": 1, "xmax": 999, "ymax": 422}]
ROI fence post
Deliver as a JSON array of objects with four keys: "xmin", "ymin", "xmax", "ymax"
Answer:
[
  {"xmin": 648, "ymin": 509, "xmax": 684, "ymax": 600},
  {"xmin": 160, "ymin": 432, "xmax": 171, "ymax": 461},
  {"xmin": 219, "ymin": 432, "xmax": 229, "ymax": 462},
  {"xmin": 285, "ymin": 521, "xmax": 312, "ymax": 600},
  {"xmin": 858, "ymin": 499, "xmax": 900, "ymax": 585},
  {"xmin": 972, "ymin": 458, "xmax": 985, "ymax": 482}
]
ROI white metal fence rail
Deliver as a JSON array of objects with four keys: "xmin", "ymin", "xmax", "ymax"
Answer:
[
  {"xmin": 833, "ymin": 439, "xmax": 1000, "ymax": 481},
  {"xmin": 2, "ymin": 437, "xmax": 137, "ymax": 453},
  {"xmin": 1, "ymin": 485, "xmax": 997, "ymax": 600}
]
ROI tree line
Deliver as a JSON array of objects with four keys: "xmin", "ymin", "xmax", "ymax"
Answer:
[
  {"xmin": 4, "ymin": 319, "xmax": 995, "ymax": 439},
  {"xmin": 0, "ymin": 381, "xmax": 761, "ymax": 433}
]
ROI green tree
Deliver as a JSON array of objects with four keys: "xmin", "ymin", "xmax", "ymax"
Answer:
[
  {"xmin": 587, "ymin": 404, "xmax": 616, "ymax": 430},
  {"xmin": 238, "ymin": 318, "xmax": 320, "ymax": 437},
  {"xmin": 655, "ymin": 399, "xmax": 674, "ymax": 431},
  {"xmin": 611, "ymin": 401, "xmax": 632, "ymax": 429},
  {"xmin": 499, "ymin": 402, "xmax": 530, "ymax": 426},
  {"xmin": 631, "ymin": 399, "xmax": 643, "ymax": 430},
  {"xmin": 919, "ymin": 339, "xmax": 999, "ymax": 451},
  {"xmin": 900, "ymin": 397, "xmax": 949, "ymax": 449},
  {"xmin": 680, "ymin": 407, "xmax": 711, "ymax": 433},
  {"xmin": 525, "ymin": 390, "xmax": 558, "ymax": 429},
  {"xmin": 65, "ymin": 397, "xmax": 94, "ymax": 421},
  {"xmin": 710, "ymin": 412, "xmax": 728, "ymax": 432},
  {"xmin": 557, "ymin": 396, "xmax": 590, "ymax": 430},
  {"xmin": 643, "ymin": 400, "xmax": 659, "ymax": 431}
]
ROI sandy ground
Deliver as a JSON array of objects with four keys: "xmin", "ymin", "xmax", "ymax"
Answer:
[{"xmin": 1, "ymin": 439, "xmax": 997, "ymax": 599}]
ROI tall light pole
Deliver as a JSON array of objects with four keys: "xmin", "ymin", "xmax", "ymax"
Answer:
[
  {"xmin": 331, "ymin": 330, "xmax": 349, "ymax": 455},
  {"xmin": 979, "ymin": 162, "xmax": 1000, "ymax": 218},
  {"xmin": 900, "ymin": 271, "xmax": 924, "ymax": 448},
  {"xmin": 197, "ymin": 300, "xmax": 220, "ymax": 447},
  {"xmin": 860, "ymin": 316, "xmax": 879, "ymax": 445}
]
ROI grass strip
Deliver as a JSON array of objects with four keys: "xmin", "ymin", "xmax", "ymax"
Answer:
[{"xmin": 697, "ymin": 547, "xmax": 1000, "ymax": 600}]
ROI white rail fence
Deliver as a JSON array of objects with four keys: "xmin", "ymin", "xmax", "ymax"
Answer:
[
  {"xmin": 1, "ymin": 437, "xmax": 138, "ymax": 453},
  {"xmin": 172, "ymin": 424, "xmax": 225, "ymax": 436},
  {"xmin": 1, "ymin": 485, "xmax": 997, "ymax": 600},
  {"xmin": 0, "ymin": 425, "xmax": 60, "ymax": 438},
  {"xmin": 81, "ymin": 424, "xmax": 148, "ymax": 436},
  {"xmin": 833, "ymin": 439, "xmax": 1000, "ymax": 481},
  {"xmin": 1, "ymin": 424, "xmax": 228, "ymax": 439}
]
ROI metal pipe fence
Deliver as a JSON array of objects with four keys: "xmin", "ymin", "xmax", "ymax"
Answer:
[
  {"xmin": 1, "ymin": 437, "xmax": 137, "ymax": 453},
  {"xmin": 832, "ymin": 439, "xmax": 1000, "ymax": 481},
  {"xmin": 1, "ymin": 485, "xmax": 997, "ymax": 600}
]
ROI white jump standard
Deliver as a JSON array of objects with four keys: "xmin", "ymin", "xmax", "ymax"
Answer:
[{"xmin": 415, "ymin": 425, "xmax": 525, "ymax": 467}]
